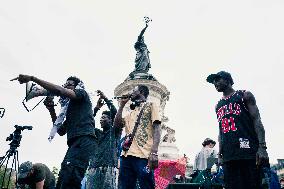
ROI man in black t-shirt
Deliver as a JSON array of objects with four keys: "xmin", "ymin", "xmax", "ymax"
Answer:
[
  {"xmin": 207, "ymin": 71, "xmax": 269, "ymax": 189},
  {"xmin": 12, "ymin": 74, "xmax": 97, "ymax": 189},
  {"xmin": 17, "ymin": 161, "xmax": 55, "ymax": 189},
  {"xmin": 87, "ymin": 90, "xmax": 122, "ymax": 189}
]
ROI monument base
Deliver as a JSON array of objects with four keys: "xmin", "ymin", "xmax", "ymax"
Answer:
[
  {"xmin": 127, "ymin": 71, "xmax": 157, "ymax": 81},
  {"xmin": 159, "ymin": 142, "xmax": 180, "ymax": 160}
]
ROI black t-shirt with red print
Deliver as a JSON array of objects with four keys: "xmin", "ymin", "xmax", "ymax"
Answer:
[{"xmin": 215, "ymin": 90, "xmax": 259, "ymax": 162}]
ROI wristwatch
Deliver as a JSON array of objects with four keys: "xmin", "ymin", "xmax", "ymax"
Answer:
[
  {"xmin": 259, "ymin": 142, "xmax": 267, "ymax": 149},
  {"xmin": 150, "ymin": 152, "xmax": 158, "ymax": 156}
]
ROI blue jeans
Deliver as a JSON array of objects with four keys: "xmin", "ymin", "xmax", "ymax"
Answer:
[{"xmin": 119, "ymin": 156, "xmax": 155, "ymax": 189}]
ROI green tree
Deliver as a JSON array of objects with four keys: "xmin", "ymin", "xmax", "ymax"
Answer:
[{"xmin": 0, "ymin": 166, "xmax": 16, "ymax": 189}]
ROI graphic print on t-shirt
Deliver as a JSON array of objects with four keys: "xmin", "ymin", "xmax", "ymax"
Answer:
[
  {"xmin": 216, "ymin": 102, "xmax": 241, "ymax": 134},
  {"xmin": 215, "ymin": 90, "xmax": 258, "ymax": 162},
  {"xmin": 239, "ymin": 138, "xmax": 250, "ymax": 148},
  {"xmin": 136, "ymin": 104, "xmax": 151, "ymax": 147}
]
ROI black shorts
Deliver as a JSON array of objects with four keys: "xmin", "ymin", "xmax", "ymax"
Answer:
[
  {"xmin": 56, "ymin": 135, "xmax": 97, "ymax": 189},
  {"xmin": 223, "ymin": 159, "xmax": 260, "ymax": 189}
]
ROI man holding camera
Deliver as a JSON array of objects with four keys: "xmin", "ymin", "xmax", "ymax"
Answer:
[
  {"xmin": 17, "ymin": 161, "xmax": 55, "ymax": 189},
  {"xmin": 86, "ymin": 90, "xmax": 122, "ymax": 189},
  {"xmin": 114, "ymin": 85, "xmax": 161, "ymax": 189},
  {"xmin": 12, "ymin": 74, "xmax": 97, "ymax": 189}
]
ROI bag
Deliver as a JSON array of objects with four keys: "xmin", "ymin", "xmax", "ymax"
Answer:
[
  {"xmin": 122, "ymin": 103, "xmax": 147, "ymax": 152},
  {"xmin": 122, "ymin": 135, "xmax": 133, "ymax": 152}
]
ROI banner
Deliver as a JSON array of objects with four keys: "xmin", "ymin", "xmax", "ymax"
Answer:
[{"xmin": 154, "ymin": 157, "xmax": 187, "ymax": 189}]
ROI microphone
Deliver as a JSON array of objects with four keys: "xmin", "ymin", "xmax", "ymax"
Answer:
[{"xmin": 113, "ymin": 95, "xmax": 130, "ymax": 99}]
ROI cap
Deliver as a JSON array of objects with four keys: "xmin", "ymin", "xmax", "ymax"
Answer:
[
  {"xmin": 202, "ymin": 138, "xmax": 216, "ymax": 147},
  {"xmin": 206, "ymin": 71, "xmax": 234, "ymax": 85},
  {"xmin": 18, "ymin": 161, "xmax": 32, "ymax": 179}
]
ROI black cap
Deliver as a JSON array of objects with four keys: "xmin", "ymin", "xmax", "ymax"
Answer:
[
  {"xmin": 202, "ymin": 138, "xmax": 216, "ymax": 147},
  {"xmin": 206, "ymin": 71, "xmax": 234, "ymax": 85},
  {"xmin": 18, "ymin": 161, "xmax": 32, "ymax": 179}
]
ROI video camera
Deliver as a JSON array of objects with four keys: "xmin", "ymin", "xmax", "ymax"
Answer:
[{"xmin": 6, "ymin": 125, "xmax": 33, "ymax": 151}]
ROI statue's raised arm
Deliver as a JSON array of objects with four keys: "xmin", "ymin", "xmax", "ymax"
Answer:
[
  {"xmin": 133, "ymin": 17, "xmax": 152, "ymax": 73},
  {"xmin": 137, "ymin": 24, "xmax": 148, "ymax": 43}
]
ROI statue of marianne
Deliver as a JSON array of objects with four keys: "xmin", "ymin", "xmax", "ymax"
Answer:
[{"xmin": 133, "ymin": 22, "xmax": 151, "ymax": 73}]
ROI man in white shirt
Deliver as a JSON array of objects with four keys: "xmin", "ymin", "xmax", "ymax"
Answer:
[{"xmin": 193, "ymin": 138, "xmax": 217, "ymax": 170}]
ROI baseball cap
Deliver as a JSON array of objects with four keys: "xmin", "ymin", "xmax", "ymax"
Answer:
[
  {"xmin": 206, "ymin": 71, "xmax": 234, "ymax": 85},
  {"xmin": 18, "ymin": 161, "xmax": 32, "ymax": 179}
]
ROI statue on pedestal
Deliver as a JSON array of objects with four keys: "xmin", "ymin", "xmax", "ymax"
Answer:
[{"xmin": 128, "ymin": 17, "xmax": 157, "ymax": 81}]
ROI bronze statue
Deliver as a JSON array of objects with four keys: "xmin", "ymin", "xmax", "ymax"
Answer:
[{"xmin": 133, "ymin": 17, "xmax": 152, "ymax": 73}]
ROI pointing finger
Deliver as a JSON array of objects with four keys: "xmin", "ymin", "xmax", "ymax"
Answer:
[{"xmin": 10, "ymin": 77, "xmax": 19, "ymax": 81}]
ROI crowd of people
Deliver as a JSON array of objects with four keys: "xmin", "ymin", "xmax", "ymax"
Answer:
[
  {"xmin": 12, "ymin": 74, "xmax": 160, "ymax": 189},
  {"xmin": 11, "ymin": 70, "xmax": 279, "ymax": 189}
]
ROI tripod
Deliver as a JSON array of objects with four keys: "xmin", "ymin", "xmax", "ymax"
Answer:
[{"xmin": 0, "ymin": 125, "xmax": 32, "ymax": 189}]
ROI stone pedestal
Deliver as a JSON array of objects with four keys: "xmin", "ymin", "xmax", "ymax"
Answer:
[{"xmin": 114, "ymin": 74, "xmax": 180, "ymax": 160}]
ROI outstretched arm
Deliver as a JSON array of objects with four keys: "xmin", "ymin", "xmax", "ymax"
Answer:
[
  {"xmin": 97, "ymin": 90, "xmax": 117, "ymax": 120},
  {"xmin": 244, "ymin": 91, "xmax": 269, "ymax": 166},
  {"xmin": 137, "ymin": 24, "xmax": 148, "ymax": 42},
  {"xmin": 93, "ymin": 97, "xmax": 103, "ymax": 117},
  {"xmin": 11, "ymin": 74, "xmax": 78, "ymax": 99}
]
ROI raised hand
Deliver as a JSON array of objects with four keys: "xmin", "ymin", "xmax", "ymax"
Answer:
[
  {"xmin": 97, "ymin": 90, "xmax": 107, "ymax": 100},
  {"xmin": 96, "ymin": 97, "xmax": 104, "ymax": 109}
]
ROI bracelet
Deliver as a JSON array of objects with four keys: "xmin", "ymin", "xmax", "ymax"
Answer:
[
  {"xmin": 150, "ymin": 152, "xmax": 158, "ymax": 156},
  {"xmin": 259, "ymin": 142, "xmax": 267, "ymax": 149}
]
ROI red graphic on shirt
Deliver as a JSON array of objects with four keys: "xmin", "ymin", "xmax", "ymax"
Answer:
[
  {"xmin": 221, "ymin": 117, "xmax": 237, "ymax": 133},
  {"xmin": 217, "ymin": 103, "xmax": 240, "ymax": 134},
  {"xmin": 217, "ymin": 103, "xmax": 241, "ymax": 122}
]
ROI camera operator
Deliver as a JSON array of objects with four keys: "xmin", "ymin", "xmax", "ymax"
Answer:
[
  {"xmin": 114, "ymin": 85, "xmax": 161, "ymax": 189},
  {"xmin": 17, "ymin": 161, "xmax": 55, "ymax": 189}
]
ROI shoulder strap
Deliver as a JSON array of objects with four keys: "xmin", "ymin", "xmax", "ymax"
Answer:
[{"xmin": 129, "ymin": 103, "xmax": 147, "ymax": 139}]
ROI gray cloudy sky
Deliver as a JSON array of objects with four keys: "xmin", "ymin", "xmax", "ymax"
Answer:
[{"xmin": 1, "ymin": 0, "xmax": 284, "ymax": 169}]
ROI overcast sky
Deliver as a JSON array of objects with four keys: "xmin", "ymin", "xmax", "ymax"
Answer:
[{"xmin": 1, "ymin": 0, "xmax": 284, "ymax": 169}]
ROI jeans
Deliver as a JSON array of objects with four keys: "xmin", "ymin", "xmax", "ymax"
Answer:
[
  {"xmin": 119, "ymin": 156, "xmax": 155, "ymax": 189},
  {"xmin": 87, "ymin": 166, "xmax": 118, "ymax": 189}
]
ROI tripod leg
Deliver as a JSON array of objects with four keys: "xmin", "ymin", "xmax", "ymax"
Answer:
[
  {"xmin": 15, "ymin": 150, "xmax": 20, "ymax": 186},
  {"xmin": 0, "ymin": 151, "xmax": 10, "ymax": 167},
  {"xmin": 6, "ymin": 152, "xmax": 17, "ymax": 189},
  {"xmin": 1, "ymin": 151, "xmax": 12, "ymax": 189}
]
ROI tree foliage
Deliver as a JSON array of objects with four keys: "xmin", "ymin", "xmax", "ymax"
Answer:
[{"xmin": 0, "ymin": 166, "xmax": 16, "ymax": 189}]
